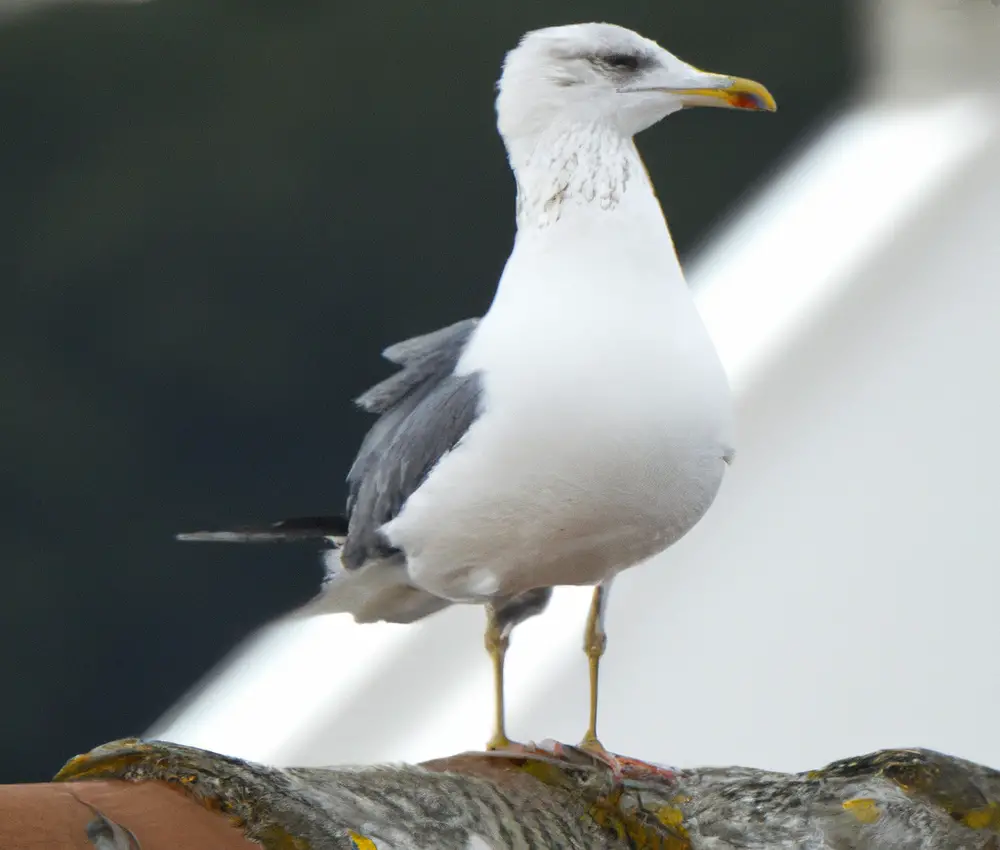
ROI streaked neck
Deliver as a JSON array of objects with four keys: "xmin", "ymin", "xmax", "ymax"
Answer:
[
  {"xmin": 506, "ymin": 121, "xmax": 655, "ymax": 231},
  {"xmin": 482, "ymin": 121, "xmax": 689, "ymax": 320}
]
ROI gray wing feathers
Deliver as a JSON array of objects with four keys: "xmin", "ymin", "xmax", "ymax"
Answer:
[
  {"xmin": 342, "ymin": 318, "xmax": 482, "ymax": 569},
  {"xmin": 380, "ymin": 318, "xmax": 480, "ymax": 366},
  {"xmin": 355, "ymin": 318, "xmax": 480, "ymax": 413},
  {"xmin": 177, "ymin": 315, "xmax": 553, "ymax": 631}
]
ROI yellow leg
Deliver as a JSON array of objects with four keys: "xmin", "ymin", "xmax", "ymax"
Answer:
[
  {"xmin": 580, "ymin": 582, "xmax": 610, "ymax": 753},
  {"xmin": 484, "ymin": 604, "xmax": 512, "ymax": 751}
]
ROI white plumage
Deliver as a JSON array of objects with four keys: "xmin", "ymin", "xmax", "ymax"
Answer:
[
  {"xmin": 385, "ymin": 23, "xmax": 748, "ymax": 605},
  {"xmin": 389, "ymin": 122, "xmax": 734, "ymax": 604}
]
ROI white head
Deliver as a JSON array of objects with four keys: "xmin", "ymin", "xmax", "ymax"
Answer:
[{"xmin": 496, "ymin": 22, "xmax": 775, "ymax": 147}]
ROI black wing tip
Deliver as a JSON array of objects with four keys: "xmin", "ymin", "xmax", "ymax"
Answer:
[
  {"xmin": 271, "ymin": 516, "xmax": 350, "ymax": 535},
  {"xmin": 176, "ymin": 515, "xmax": 349, "ymax": 544}
]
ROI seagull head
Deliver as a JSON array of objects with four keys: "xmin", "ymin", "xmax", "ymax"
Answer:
[{"xmin": 496, "ymin": 22, "xmax": 776, "ymax": 144}]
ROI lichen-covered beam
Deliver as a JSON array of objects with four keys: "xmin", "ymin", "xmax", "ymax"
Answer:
[{"xmin": 51, "ymin": 738, "xmax": 1000, "ymax": 850}]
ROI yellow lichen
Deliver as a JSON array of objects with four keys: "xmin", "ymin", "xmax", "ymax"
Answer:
[
  {"xmin": 518, "ymin": 759, "xmax": 576, "ymax": 789},
  {"xmin": 255, "ymin": 825, "xmax": 311, "ymax": 849},
  {"xmin": 962, "ymin": 803, "xmax": 1000, "ymax": 831},
  {"xmin": 842, "ymin": 798, "xmax": 881, "ymax": 824},
  {"xmin": 348, "ymin": 830, "xmax": 378, "ymax": 849},
  {"xmin": 656, "ymin": 806, "xmax": 686, "ymax": 829},
  {"xmin": 588, "ymin": 796, "xmax": 690, "ymax": 850},
  {"xmin": 53, "ymin": 751, "xmax": 147, "ymax": 782}
]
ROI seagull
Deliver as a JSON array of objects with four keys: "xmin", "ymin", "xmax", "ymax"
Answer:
[{"xmin": 179, "ymin": 22, "xmax": 775, "ymax": 762}]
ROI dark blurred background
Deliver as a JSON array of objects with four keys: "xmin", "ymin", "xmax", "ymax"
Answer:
[{"xmin": 0, "ymin": 0, "xmax": 854, "ymax": 782}]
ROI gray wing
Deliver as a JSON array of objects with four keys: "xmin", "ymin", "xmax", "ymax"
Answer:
[
  {"xmin": 177, "ymin": 320, "xmax": 482, "ymax": 554},
  {"xmin": 338, "ymin": 320, "xmax": 552, "ymax": 628},
  {"xmin": 340, "ymin": 318, "xmax": 482, "ymax": 569},
  {"xmin": 176, "ymin": 317, "xmax": 553, "ymax": 630}
]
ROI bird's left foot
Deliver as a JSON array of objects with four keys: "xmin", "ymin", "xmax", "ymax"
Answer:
[
  {"xmin": 578, "ymin": 735, "xmax": 628, "ymax": 782},
  {"xmin": 577, "ymin": 736, "xmax": 677, "ymax": 785},
  {"xmin": 481, "ymin": 735, "xmax": 676, "ymax": 787}
]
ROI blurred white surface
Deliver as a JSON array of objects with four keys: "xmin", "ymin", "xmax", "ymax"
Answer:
[{"xmin": 152, "ymin": 0, "xmax": 1000, "ymax": 772}]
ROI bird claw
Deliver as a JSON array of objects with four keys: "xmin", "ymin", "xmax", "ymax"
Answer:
[
  {"xmin": 578, "ymin": 740, "xmax": 630, "ymax": 783},
  {"xmin": 480, "ymin": 738, "xmax": 676, "ymax": 787},
  {"xmin": 577, "ymin": 745, "xmax": 677, "ymax": 785}
]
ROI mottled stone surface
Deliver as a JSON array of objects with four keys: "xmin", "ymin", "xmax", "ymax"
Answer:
[{"xmin": 54, "ymin": 739, "xmax": 1000, "ymax": 849}]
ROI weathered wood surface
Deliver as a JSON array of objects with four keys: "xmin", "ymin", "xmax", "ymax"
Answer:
[{"xmin": 47, "ymin": 738, "xmax": 1000, "ymax": 849}]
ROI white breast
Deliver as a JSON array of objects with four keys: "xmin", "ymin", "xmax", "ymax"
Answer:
[{"xmin": 384, "ymin": 136, "xmax": 733, "ymax": 603}]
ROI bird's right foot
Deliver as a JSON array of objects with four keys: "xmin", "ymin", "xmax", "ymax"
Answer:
[{"xmin": 485, "ymin": 733, "xmax": 516, "ymax": 752}]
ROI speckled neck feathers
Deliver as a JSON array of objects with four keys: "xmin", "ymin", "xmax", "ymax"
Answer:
[{"xmin": 509, "ymin": 122, "xmax": 642, "ymax": 230}]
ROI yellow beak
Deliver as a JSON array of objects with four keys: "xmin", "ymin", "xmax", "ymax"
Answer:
[{"xmin": 674, "ymin": 76, "xmax": 777, "ymax": 112}]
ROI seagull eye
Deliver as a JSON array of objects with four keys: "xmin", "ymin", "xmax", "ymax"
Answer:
[{"xmin": 603, "ymin": 53, "xmax": 641, "ymax": 71}]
